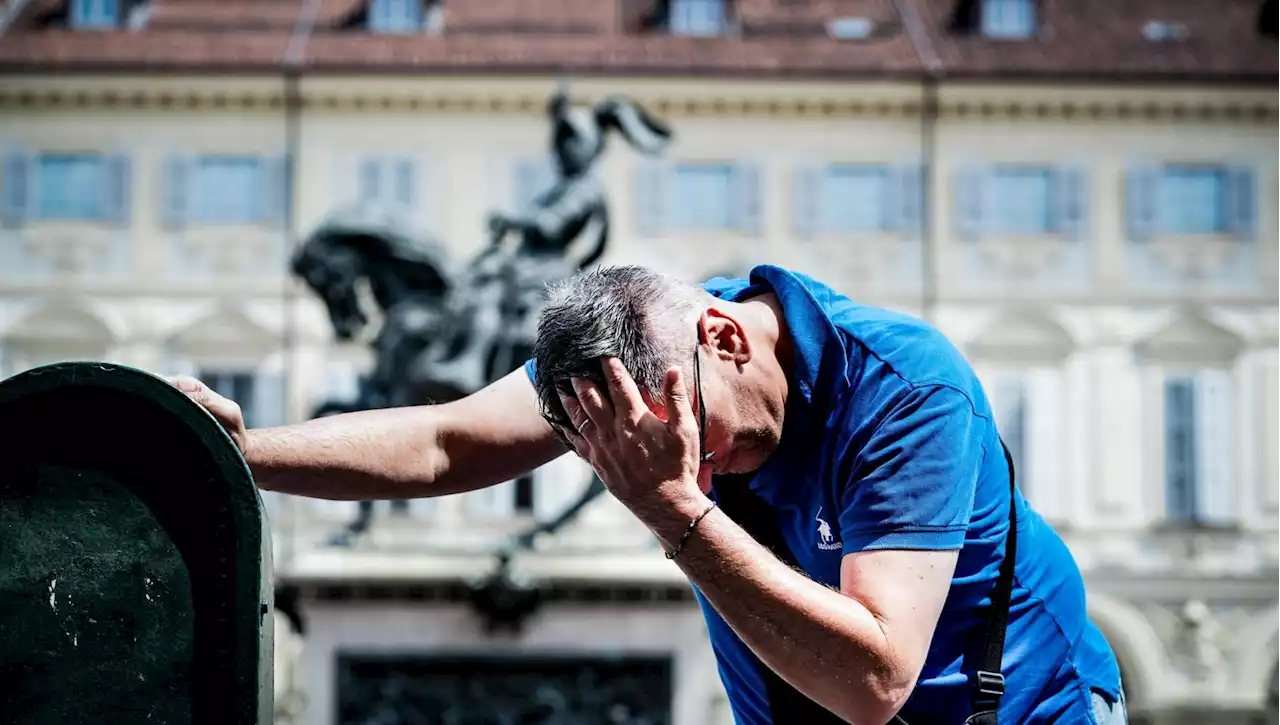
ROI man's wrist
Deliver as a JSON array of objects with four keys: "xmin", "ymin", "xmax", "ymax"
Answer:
[{"xmin": 637, "ymin": 487, "xmax": 714, "ymax": 551}]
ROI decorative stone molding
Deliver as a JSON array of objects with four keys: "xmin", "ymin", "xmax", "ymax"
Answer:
[
  {"xmin": 974, "ymin": 235, "xmax": 1073, "ymax": 280},
  {"xmin": 1144, "ymin": 235, "xmax": 1252, "ymax": 281},
  {"xmin": 18, "ymin": 226, "xmax": 119, "ymax": 275},
  {"xmin": 173, "ymin": 227, "xmax": 284, "ymax": 277},
  {"xmin": 0, "ymin": 85, "xmax": 1273, "ymax": 124}
]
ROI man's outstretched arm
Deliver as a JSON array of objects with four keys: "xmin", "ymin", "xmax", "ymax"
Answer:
[{"xmin": 171, "ymin": 367, "xmax": 565, "ymax": 500}]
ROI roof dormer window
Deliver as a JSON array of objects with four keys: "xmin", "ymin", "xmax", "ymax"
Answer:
[
  {"xmin": 669, "ymin": 0, "xmax": 727, "ymax": 36},
  {"xmin": 70, "ymin": 0, "xmax": 119, "ymax": 29},
  {"xmin": 368, "ymin": 0, "xmax": 440, "ymax": 34},
  {"xmin": 980, "ymin": 0, "xmax": 1036, "ymax": 39}
]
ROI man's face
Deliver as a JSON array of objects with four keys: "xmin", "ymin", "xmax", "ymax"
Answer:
[{"xmin": 643, "ymin": 350, "xmax": 784, "ymax": 480}]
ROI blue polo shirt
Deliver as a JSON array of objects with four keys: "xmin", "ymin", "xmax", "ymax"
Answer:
[{"xmin": 526, "ymin": 265, "xmax": 1120, "ymax": 724}]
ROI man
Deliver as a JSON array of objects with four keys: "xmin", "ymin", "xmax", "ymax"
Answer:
[{"xmin": 173, "ymin": 264, "xmax": 1126, "ymax": 724}]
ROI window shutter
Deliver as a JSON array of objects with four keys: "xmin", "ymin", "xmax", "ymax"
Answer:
[
  {"xmin": 1226, "ymin": 165, "xmax": 1257, "ymax": 242},
  {"xmin": 1163, "ymin": 377, "xmax": 1197, "ymax": 522},
  {"xmin": 1124, "ymin": 164, "xmax": 1159, "ymax": 242},
  {"xmin": 1, "ymin": 151, "xmax": 30, "ymax": 228},
  {"xmin": 732, "ymin": 160, "xmax": 763, "ymax": 237},
  {"xmin": 394, "ymin": 157, "xmax": 417, "ymax": 208},
  {"xmin": 1027, "ymin": 368, "xmax": 1064, "ymax": 520},
  {"xmin": 894, "ymin": 160, "xmax": 924, "ymax": 239},
  {"xmin": 160, "ymin": 154, "xmax": 191, "ymax": 230},
  {"xmin": 633, "ymin": 158, "xmax": 669, "ymax": 238},
  {"xmin": 1194, "ymin": 368, "xmax": 1235, "ymax": 525},
  {"xmin": 251, "ymin": 370, "xmax": 287, "ymax": 429},
  {"xmin": 103, "ymin": 153, "xmax": 131, "ymax": 226},
  {"xmin": 261, "ymin": 155, "xmax": 288, "ymax": 226},
  {"xmin": 954, "ymin": 164, "xmax": 985, "ymax": 242},
  {"xmin": 790, "ymin": 161, "xmax": 822, "ymax": 240},
  {"xmin": 1055, "ymin": 165, "xmax": 1088, "ymax": 241},
  {"xmin": 357, "ymin": 157, "xmax": 382, "ymax": 204}
]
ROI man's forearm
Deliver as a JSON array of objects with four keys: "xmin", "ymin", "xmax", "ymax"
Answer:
[
  {"xmin": 246, "ymin": 407, "xmax": 448, "ymax": 500},
  {"xmin": 650, "ymin": 498, "xmax": 910, "ymax": 725}
]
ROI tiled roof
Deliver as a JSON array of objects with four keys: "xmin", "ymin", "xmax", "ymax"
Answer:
[{"xmin": 0, "ymin": 0, "xmax": 1273, "ymax": 81}]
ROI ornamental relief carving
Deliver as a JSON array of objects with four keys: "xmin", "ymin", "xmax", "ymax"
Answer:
[
  {"xmin": 174, "ymin": 227, "xmax": 281, "ymax": 276},
  {"xmin": 1142, "ymin": 236, "xmax": 1250, "ymax": 281},
  {"xmin": 973, "ymin": 235, "xmax": 1072, "ymax": 279},
  {"xmin": 19, "ymin": 226, "xmax": 118, "ymax": 275},
  {"xmin": 1140, "ymin": 600, "xmax": 1261, "ymax": 687}
]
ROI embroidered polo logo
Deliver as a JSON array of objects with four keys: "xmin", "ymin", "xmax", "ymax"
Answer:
[{"xmin": 815, "ymin": 507, "xmax": 841, "ymax": 551}]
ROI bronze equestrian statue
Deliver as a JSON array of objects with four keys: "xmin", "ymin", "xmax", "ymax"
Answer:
[{"xmin": 294, "ymin": 90, "xmax": 672, "ymax": 547}]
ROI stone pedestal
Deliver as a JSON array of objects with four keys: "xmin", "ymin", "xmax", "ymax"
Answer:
[{"xmin": 0, "ymin": 362, "xmax": 273, "ymax": 725}]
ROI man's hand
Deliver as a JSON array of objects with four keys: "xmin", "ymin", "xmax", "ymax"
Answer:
[
  {"xmin": 554, "ymin": 357, "xmax": 708, "ymax": 534},
  {"xmin": 167, "ymin": 375, "xmax": 250, "ymax": 455}
]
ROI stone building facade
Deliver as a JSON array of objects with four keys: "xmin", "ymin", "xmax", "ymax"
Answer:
[{"xmin": 0, "ymin": 0, "xmax": 1276, "ymax": 722}]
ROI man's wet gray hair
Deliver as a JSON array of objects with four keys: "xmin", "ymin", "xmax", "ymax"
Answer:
[{"xmin": 532, "ymin": 265, "xmax": 709, "ymax": 434}]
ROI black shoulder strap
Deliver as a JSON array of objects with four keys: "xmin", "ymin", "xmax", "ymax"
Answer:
[
  {"xmin": 971, "ymin": 439, "xmax": 1019, "ymax": 715},
  {"xmin": 711, "ymin": 438, "xmax": 1020, "ymax": 725}
]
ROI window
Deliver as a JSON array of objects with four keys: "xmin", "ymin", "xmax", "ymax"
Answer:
[
  {"xmin": 37, "ymin": 154, "xmax": 108, "ymax": 221},
  {"xmin": 985, "ymin": 368, "xmax": 1063, "ymax": 518},
  {"xmin": 1159, "ymin": 166, "xmax": 1228, "ymax": 235},
  {"xmin": 668, "ymin": 0, "xmax": 728, "ymax": 36},
  {"xmin": 200, "ymin": 370, "xmax": 258, "ymax": 426},
  {"xmin": 1163, "ymin": 370, "xmax": 1235, "ymax": 525},
  {"xmin": 357, "ymin": 157, "xmax": 418, "ymax": 208},
  {"xmin": 70, "ymin": 0, "xmax": 119, "ymax": 28},
  {"xmin": 987, "ymin": 166, "xmax": 1054, "ymax": 235},
  {"xmin": 672, "ymin": 163, "xmax": 735, "ymax": 231},
  {"xmin": 954, "ymin": 164, "xmax": 1087, "ymax": 242},
  {"xmin": 369, "ymin": 0, "xmax": 422, "ymax": 33},
  {"xmin": 821, "ymin": 165, "xmax": 891, "ymax": 233},
  {"xmin": 981, "ymin": 0, "xmax": 1035, "ymax": 38},
  {"xmin": 192, "ymin": 156, "xmax": 265, "ymax": 223}
]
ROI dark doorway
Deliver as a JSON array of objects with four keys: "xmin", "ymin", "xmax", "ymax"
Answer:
[{"xmin": 336, "ymin": 653, "xmax": 674, "ymax": 725}]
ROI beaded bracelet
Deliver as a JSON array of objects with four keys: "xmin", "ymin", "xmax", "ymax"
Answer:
[{"xmin": 664, "ymin": 501, "xmax": 718, "ymax": 560}]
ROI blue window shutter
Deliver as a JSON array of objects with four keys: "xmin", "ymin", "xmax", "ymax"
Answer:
[
  {"xmin": 954, "ymin": 164, "xmax": 985, "ymax": 242},
  {"xmin": 634, "ymin": 158, "xmax": 669, "ymax": 238},
  {"xmin": 1163, "ymin": 376, "xmax": 1197, "ymax": 522},
  {"xmin": 103, "ymin": 153, "xmax": 131, "ymax": 226},
  {"xmin": 790, "ymin": 161, "xmax": 822, "ymax": 240},
  {"xmin": 358, "ymin": 157, "xmax": 381, "ymax": 204},
  {"xmin": 1125, "ymin": 164, "xmax": 1158, "ymax": 242},
  {"xmin": 1194, "ymin": 369, "xmax": 1235, "ymax": 526},
  {"xmin": 733, "ymin": 160, "xmax": 762, "ymax": 237},
  {"xmin": 394, "ymin": 157, "xmax": 417, "ymax": 208},
  {"xmin": 1226, "ymin": 165, "xmax": 1257, "ymax": 242},
  {"xmin": 1, "ymin": 151, "xmax": 29, "ymax": 228},
  {"xmin": 160, "ymin": 154, "xmax": 190, "ymax": 230},
  {"xmin": 250, "ymin": 371, "xmax": 286, "ymax": 429},
  {"xmin": 895, "ymin": 161, "xmax": 924, "ymax": 239},
  {"xmin": 260, "ymin": 155, "xmax": 288, "ymax": 226},
  {"xmin": 1054, "ymin": 165, "xmax": 1088, "ymax": 241}
]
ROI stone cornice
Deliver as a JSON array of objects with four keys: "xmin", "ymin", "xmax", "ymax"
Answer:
[{"xmin": 0, "ymin": 77, "xmax": 1274, "ymax": 122}]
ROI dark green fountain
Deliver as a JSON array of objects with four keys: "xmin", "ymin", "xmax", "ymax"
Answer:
[{"xmin": 0, "ymin": 362, "xmax": 273, "ymax": 725}]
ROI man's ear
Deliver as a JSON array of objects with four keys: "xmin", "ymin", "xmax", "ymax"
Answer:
[{"xmin": 701, "ymin": 308, "xmax": 751, "ymax": 366}]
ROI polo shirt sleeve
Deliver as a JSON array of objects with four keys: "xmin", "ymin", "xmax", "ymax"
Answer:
[{"xmin": 838, "ymin": 384, "xmax": 984, "ymax": 554}]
